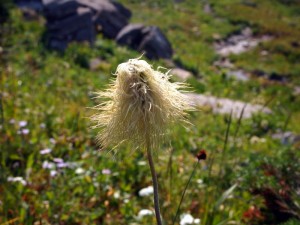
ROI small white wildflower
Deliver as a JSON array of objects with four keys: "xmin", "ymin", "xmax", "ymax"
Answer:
[
  {"xmin": 40, "ymin": 148, "xmax": 52, "ymax": 155},
  {"xmin": 9, "ymin": 119, "xmax": 15, "ymax": 124},
  {"xmin": 102, "ymin": 169, "xmax": 111, "ymax": 175},
  {"xmin": 43, "ymin": 201, "xmax": 49, "ymax": 209},
  {"xmin": 53, "ymin": 158, "xmax": 64, "ymax": 163},
  {"xmin": 137, "ymin": 209, "xmax": 153, "ymax": 220},
  {"xmin": 75, "ymin": 168, "xmax": 85, "ymax": 175},
  {"xmin": 7, "ymin": 176, "xmax": 27, "ymax": 186},
  {"xmin": 180, "ymin": 214, "xmax": 194, "ymax": 225},
  {"xmin": 40, "ymin": 123, "xmax": 46, "ymax": 128},
  {"xmin": 19, "ymin": 121, "xmax": 27, "ymax": 127},
  {"xmin": 81, "ymin": 152, "xmax": 90, "ymax": 159},
  {"xmin": 250, "ymin": 136, "xmax": 266, "ymax": 144},
  {"xmin": 137, "ymin": 161, "xmax": 147, "ymax": 166},
  {"xmin": 50, "ymin": 170, "xmax": 57, "ymax": 177},
  {"xmin": 123, "ymin": 193, "xmax": 130, "ymax": 203},
  {"xmin": 196, "ymin": 179, "xmax": 206, "ymax": 188},
  {"xmin": 42, "ymin": 161, "xmax": 55, "ymax": 169},
  {"xmin": 194, "ymin": 218, "xmax": 201, "ymax": 224},
  {"xmin": 56, "ymin": 162, "xmax": 69, "ymax": 168},
  {"xmin": 21, "ymin": 129, "xmax": 30, "ymax": 135},
  {"xmin": 139, "ymin": 186, "xmax": 153, "ymax": 197},
  {"xmin": 113, "ymin": 190, "xmax": 120, "ymax": 199},
  {"xmin": 112, "ymin": 172, "xmax": 119, "ymax": 176},
  {"xmin": 49, "ymin": 138, "xmax": 56, "ymax": 144},
  {"xmin": 196, "ymin": 179, "xmax": 203, "ymax": 184}
]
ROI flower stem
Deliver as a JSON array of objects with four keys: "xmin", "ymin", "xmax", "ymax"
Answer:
[
  {"xmin": 172, "ymin": 160, "xmax": 199, "ymax": 225},
  {"xmin": 146, "ymin": 137, "xmax": 163, "ymax": 225}
]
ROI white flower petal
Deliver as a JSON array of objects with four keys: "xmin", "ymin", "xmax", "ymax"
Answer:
[
  {"xmin": 75, "ymin": 168, "xmax": 85, "ymax": 175},
  {"xmin": 139, "ymin": 186, "xmax": 153, "ymax": 197},
  {"xmin": 180, "ymin": 214, "xmax": 194, "ymax": 225},
  {"xmin": 40, "ymin": 148, "xmax": 52, "ymax": 155},
  {"xmin": 137, "ymin": 209, "xmax": 153, "ymax": 219},
  {"xmin": 19, "ymin": 121, "xmax": 27, "ymax": 127}
]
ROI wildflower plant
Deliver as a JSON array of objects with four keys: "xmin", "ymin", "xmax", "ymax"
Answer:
[{"xmin": 91, "ymin": 58, "xmax": 194, "ymax": 224}]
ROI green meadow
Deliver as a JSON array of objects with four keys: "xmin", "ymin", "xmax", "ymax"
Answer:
[{"xmin": 1, "ymin": 0, "xmax": 300, "ymax": 224}]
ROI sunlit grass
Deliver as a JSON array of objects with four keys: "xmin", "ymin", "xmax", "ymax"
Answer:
[{"xmin": 1, "ymin": 1, "xmax": 300, "ymax": 224}]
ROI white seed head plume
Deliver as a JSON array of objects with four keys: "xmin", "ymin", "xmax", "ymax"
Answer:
[{"xmin": 91, "ymin": 58, "xmax": 194, "ymax": 150}]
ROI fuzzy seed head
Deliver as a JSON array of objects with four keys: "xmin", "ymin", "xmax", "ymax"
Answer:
[{"xmin": 91, "ymin": 59, "xmax": 194, "ymax": 150}]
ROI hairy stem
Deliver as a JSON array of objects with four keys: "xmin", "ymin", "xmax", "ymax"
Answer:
[{"xmin": 146, "ymin": 137, "xmax": 163, "ymax": 225}]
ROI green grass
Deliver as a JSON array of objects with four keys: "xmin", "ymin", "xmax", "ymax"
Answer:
[{"xmin": 1, "ymin": 1, "xmax": 300, "ymax": 224}]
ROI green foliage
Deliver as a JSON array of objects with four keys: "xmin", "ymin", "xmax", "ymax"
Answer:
[
  {"xmin": 237, "ymin": 147, "xmax": 300, "ymax": 224},
  {"xmin": 1, "ymin": 1, "xmax": 300, "ymax": 225},
  {"xmin": 281, "ymin": 219, "xmax": 300, "ymax": 225}
]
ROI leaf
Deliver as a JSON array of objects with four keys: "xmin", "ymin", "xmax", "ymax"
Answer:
[
  {"xmin": 9, "ymin": 154, "xmax": 22, "ymax": 160},
  {"xmin": 214, "ymin": 183, "xmax": 238, "ymax": 210},
  {"xmin": 26, "ymin": 153, "xmax": 34, "ymax": 169},
  {"xmin": 216, "ymin": 219, "xmax": 230, "ymax": 225}
]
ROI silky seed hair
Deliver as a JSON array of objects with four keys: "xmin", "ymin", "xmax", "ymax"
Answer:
[{"xmin": 91, "ymin": 58, "xmax": 194, "ymax": 150}]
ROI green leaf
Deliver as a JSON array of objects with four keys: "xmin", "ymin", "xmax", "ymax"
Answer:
[
  {"xmin": 26, "ymin": 153, "xmax": 35, "ymax": 169},
  {"xmin": 214, "ymin": 183, "xmax": 238, "ymax": 209},
  {"xmin": 9, "ymin": 154, "xmax": 22, "ymax": 160}
]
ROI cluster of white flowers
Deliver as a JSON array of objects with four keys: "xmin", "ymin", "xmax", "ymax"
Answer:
[
  {"xmin": 7, "ymin": 176, "xmax": 27, "ymax": 186},
  {"xmin": 180, "ymin": 213, "xmax": 201, "ymax": 225},
  {"xmin": 137, "ymin": 209, "xmax": 154, "ymax": 220},
  {"xmin": 138, "ymin": 186, "xmax": 154, "ymax": 197},
  {"xmin": 40, "ymin": 148, "xmax": 52, "ymax": 155}
]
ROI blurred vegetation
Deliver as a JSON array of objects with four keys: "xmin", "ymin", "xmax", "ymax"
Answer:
[{"xmin": 0, "ymin": 0, "xmax": 300, "ymax": 224}]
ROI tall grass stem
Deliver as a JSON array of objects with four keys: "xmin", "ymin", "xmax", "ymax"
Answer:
[
  {"xmin": 172, "ymin": 160, "xmax": 200, "ymax": 225},
  {"xmin": 208, "ymin": 111, "xmax": 233, "ymax": 225},
  {"xmin": 0, "ymin": 93, "xmax": 4, "ymax": 126},
  {"xmin": 166, "ymin": 147, "xmax": 174, "ymax": 201}
]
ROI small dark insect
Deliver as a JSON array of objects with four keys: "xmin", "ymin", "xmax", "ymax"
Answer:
[{"xmin": 196, "ymin": 149, "xmax": 207, "ymax": 161}]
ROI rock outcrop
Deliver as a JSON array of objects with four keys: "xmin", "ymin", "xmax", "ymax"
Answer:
[
  {"xmin": 16, "ymin": 0, "xmax": 174, "ymax": 60},
  {"xmin": 43, "ymin": 0, "xmax": 131, "ymax": 51},
  {"xmin": 116, "ymin": 24, "xmax": 173, "ymax": 59},
  {"xmin": 187, "ymin": 93, "xmax": 272, "ymax": 118}
]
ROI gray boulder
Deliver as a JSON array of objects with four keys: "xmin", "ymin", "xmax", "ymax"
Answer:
[
  {"xmin": 43, "ymin": 0, "xmax": 80, "ymax": 19},
  {"xmin": 91, "ymin": 0, "xmax": 131, "ymax": 38},
  {"xmin": 16, "ymin": 0, "xmax": 43, "ymax": 12},
  {"xmin": 45, "ymin": 6, "xmax": 95, "ymax": 51},
  {"xmin": 43, "ymin": 0, "xmax": 131, "ymax": 51},
  {"xmin": 116, "ymin": 24, "xmax": 173, "ymax": 60}
]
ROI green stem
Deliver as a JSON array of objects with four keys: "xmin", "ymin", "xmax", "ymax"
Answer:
[
  {"xmin": 172, "ymin": 161, "xmax": 199, "ymax": 225},
  {"xmin": 146, "ymin": 138, "xmax": 163, "ymax": 225}
]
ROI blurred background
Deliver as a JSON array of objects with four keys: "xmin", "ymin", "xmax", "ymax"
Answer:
[{"xmin": 0, "ymin": 0, "xmax": 300, "ymax": 224}]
